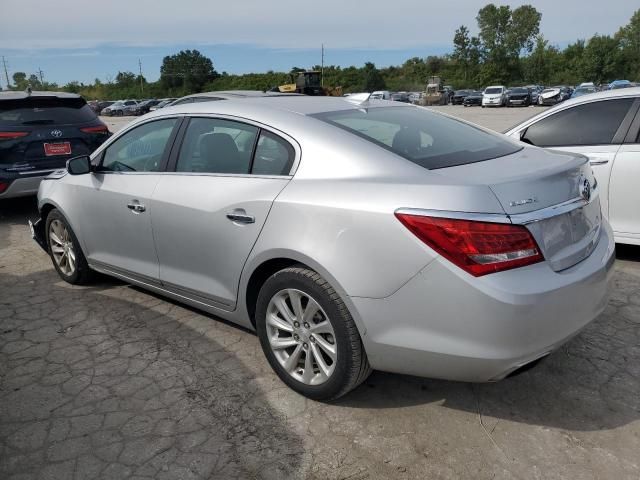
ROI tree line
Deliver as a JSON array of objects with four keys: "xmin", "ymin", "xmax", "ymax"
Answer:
[{"xmin": 6, "ymin": 6, "xmax": 639, "ymax": 100}]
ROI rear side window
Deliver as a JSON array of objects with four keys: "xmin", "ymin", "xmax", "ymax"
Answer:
[
  {"xmin": 0, "ymin": 97, "xmax": 97, "ymax": 126},
  {"xmin": 252, "ymin": 131, "xmax": 295, "ymax": 175},
  {"xmin": 176, "ymin": 118, "xmax": 258, "ymax": 174},
  {"xmin": 522, "ymin": 98, "xmax": 634, "ymax": 147},
  {"xmin": 312, "ymin": 106, "xmax": 521, "ymax": 169}
]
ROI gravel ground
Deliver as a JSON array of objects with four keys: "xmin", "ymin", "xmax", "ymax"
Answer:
[{"xmin": 1, "ymin": 106, "xmax": 639, "ymax": 480}]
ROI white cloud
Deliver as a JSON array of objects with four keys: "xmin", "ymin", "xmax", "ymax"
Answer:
[{"xmin": 2, "ymin": 0, "xmax": 636, "ymax": 50}]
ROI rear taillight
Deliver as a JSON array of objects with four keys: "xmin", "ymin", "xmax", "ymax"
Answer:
[
  {"xmin": 0, "ymin": 132, "xmax": 29, "ymax": 141},
  {"xmin": 80, "ymin": 125, "xmax": 110, "ymax": 134},
  {"xmin": 395, "ymin": 213, "xmax": 544, "ymax": 276},
  {"xmin": 0, "ymin": 180, "xmax": 10, "ymax": 194}
]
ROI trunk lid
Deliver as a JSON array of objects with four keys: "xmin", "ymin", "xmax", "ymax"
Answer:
[{"xmin": 434, "ymin": 147, "xmax": 602, "ymax": 271}]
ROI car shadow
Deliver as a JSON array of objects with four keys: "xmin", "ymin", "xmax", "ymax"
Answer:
[
  {"xmin": 0, "ymin": 269, "xmax": 303, "ymax": 479},
  {"xmin": 615, "ymin": 243, "xmax": 640, "ymax": 262}
]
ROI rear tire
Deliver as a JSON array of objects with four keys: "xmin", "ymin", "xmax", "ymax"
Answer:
[
  {"xmin": 46, "ymin": 209, "xmax": 93, "ymax": 285},
  {"xmin": 255, "ymin": 266, "xmax": 371, "ymax": 400}
]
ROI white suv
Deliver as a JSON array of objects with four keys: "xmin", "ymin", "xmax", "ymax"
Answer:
[{"xmin": 482, "ymin": 86, "xmax": 507, "ymax": 107}]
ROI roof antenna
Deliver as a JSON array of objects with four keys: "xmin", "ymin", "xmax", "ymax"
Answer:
[{"xmin": 345, "ymin": 92, "xmax": 371, "ymax": 106}]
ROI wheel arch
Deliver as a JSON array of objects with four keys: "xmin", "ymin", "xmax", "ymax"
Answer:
[{"xmin": 241, "ymin": 250, "xmax": 367, "ymax": 337}]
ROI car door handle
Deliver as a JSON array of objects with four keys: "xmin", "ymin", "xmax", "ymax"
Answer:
[
  {"xmin": 590, "ymin": 159, "xmax": 609, "ymax": 165},
  {"xmin": 127, "ymin": 203, "xmax": 146, "ymax": 213},
  {"xmin": 226, "ymin": 212, "xmax": 255, "ymax": 224}
]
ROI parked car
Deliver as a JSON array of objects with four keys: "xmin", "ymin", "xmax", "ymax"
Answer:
[
  {"xmin": 571, "ymin": 85, "xmax": 597, "ymax": 98},
  {"xmin": 408, "ymin": 92, "xmax": 422, "ymax": 104},
  {"xmin": 537, "ymin": 88, "xmax": 564, "ymax": 106},
  {"xmin": 505, "ymin": 87, "xmax": 640, "ymax": 246},
  {"xmin": 451, "ymin": 90, "xmax": 473, "ymax": 105},
  {"xmin": 390, "ymin": 92, "xmax": 410, "ymax": 103},
  {"xmin": 30, "ymin": 96, "xmax": 614, "ymax": 399},
  {"xmin": 370, "ymin": 90, "xmax": 391, "ymax": 100},
  {"xmin": 525, "ymin": 85, "xmax": 544, "ymax": 104},
  {"xmin": 101, "ymin": 100, "xmax": 138, "ymax": 116},
  {"xmin": 609, "ymin": 80, "xmax": 632, "ymax": 90},
  {"xmin": 0, "ymin": 91, "xmax": 110, "ymax": 199},
  {"xmin": 462, "ymin": 90, "xmax": 483, "ymax": 107},
  {"xmin": 506, "ymin": 87, "xmax": 532, "ymax": 107},
  {"xmin": 94, "ymin": 101, "xmax": 114, "ymax": 115},
  {"xmin": 482, "ymin": 86, "xmax": 507, "ymax": 107},
  {"xmin": 148, "ymin": 98, "xmax": 177, "ymax": 111}
]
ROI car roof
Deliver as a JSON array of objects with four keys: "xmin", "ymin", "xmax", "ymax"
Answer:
[
  {"xmin": 154, "ymin": 95, "xmax": 410, "ymax": 118},
  {"xmin": 0, "ymin": 90, "xmax": 83, "ymax": 101},
  {"xmin": 176, "ymin": 90, "xmax": 300, "ymax": 101}
]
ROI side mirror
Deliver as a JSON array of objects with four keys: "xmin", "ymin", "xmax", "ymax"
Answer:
[{"xmin": 67, "ymin": 155, "xmax": 92, "ymax": 175}]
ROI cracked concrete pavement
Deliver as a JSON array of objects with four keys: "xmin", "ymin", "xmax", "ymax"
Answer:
[{"xmin": 1, "ymin": 107, "xmax": 640, "ymax": 479}]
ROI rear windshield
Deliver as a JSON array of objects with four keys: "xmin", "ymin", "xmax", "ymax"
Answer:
[
  {"xmin": 0, "ymin": 97, "xmax": 96, "ymax": 126},
  {"xmin": 311, "ymin": 106, "xmax": 522, "ymax": 169},
  {"xmin": 484, "ymin": 88, "xmax": 503, "ymax": 94}
]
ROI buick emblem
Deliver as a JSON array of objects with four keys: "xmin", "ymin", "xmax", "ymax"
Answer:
[
  {"xmin": 580, "ymin": 176, "xmax": 591, "ymax": 202},
  {"xmin": 51, "ymin": 129, "xmax": 63, "ymax": 138}
]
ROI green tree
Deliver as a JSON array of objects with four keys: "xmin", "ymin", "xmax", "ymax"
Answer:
[
  {"xmin": 616, "ymin": 9, "xmax": 640, "ymax": 80},
  {"xmin": 160, "ymin": 49, "xmax": 218, "ymax": 95},
  {"xmin": 12, "ymin": 72, "xmax": 27, "ymax": 90},
  {"xmin": 582, "ymin": 35, "xmax": 622, "ymax": 84},
  {"xmin": 476, "ymin": 4, "xmax": 541, "ymax": 83},
  {"xmin": 362, "ymin": 62, "xmax": 386, "ymax": 91}
]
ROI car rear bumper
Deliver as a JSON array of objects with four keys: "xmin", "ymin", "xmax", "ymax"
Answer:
[
  {"xmin": 29, "ymin": 217, "xmax": 48, "ymax": 252},
  {"xmin": 353, "ymin": 220, "xmax": 615, "ymax": 382},
  {"xmin": 0, "ymin": 172, "xmax": 54, "ymax": 199}
]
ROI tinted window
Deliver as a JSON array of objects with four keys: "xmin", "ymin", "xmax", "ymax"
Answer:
[
  {"xmin": 176, "ymin": 118, "xmax": 258, "ymax": 174},
  {"xmin": 522, "ymin": 98, "xmax": 634, "ymax": 147},
  {"xmin": 485, "ymin": 88, "xmax": 502, "ymax": 94},
  {"xmin": 101, "ymin": 118, "xmax": 177, "ymax": 172},
  {"xmin": 0, "ymin": 97, "xmax": 97, "ymax": 126},
  {"xmin": 312, "ymin": 106, "xmax": 522, "ymax": 169},
  {"xmin": 510, "ymin": 88, "xmax": 528, "ymax": 94},
  {"xmin": 252, "ymin": 131, "xmax": 295, "ymax": 175}
]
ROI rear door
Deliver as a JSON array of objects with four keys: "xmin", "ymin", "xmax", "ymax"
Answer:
[
  {"xmin": 519, "ymin": 97, "xmax": 638, "ymax": 221},
  {"xmin": 151, "ymin": 116, "xmax": 296, "ymax": 309},
  {"xmin": 75, "ymin": 117, "xmax": 181, "ymax": 281}
]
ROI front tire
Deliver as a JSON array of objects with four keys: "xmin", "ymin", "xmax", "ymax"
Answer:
[
  {"xmin": 46, "ymin": 209, "xmax": 93, "ymax": 285},
  {"xmin": 255, "ymin": 266, "xmax": 371, "ymax": 400}
]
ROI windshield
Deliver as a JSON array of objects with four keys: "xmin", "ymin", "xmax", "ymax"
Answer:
[
  {"xmin": 311, "ymin": 106, "xmax": 522, "ymax": 170},
  {"xmin": 0, "ymin": 97, "xmax": 97, "ymax": 126},
  {"xmin": 484, "ymin": 88, "xmax": 503, "ymax": 94},
  {"xmin": 510, "ymin": 88, "xmax": 528, "ymax": 94}
]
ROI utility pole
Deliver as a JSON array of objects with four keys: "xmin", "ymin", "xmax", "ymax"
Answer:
[
  {"xmin": 138, "ymin": 58, "xmax": 144, "ymax": 96},
  {"xmin": 2, "ymin": 56, "xmax": 10, "ymax": 89},
  {"xmin": 37, "ymin": 67, "xmax": 44, "ymax": 84},
  {"xmin": 321, "ymin": 44, "xmax": 324, "ymax": 87}
]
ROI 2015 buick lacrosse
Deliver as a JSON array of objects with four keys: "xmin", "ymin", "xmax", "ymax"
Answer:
[{"xmin": 30, "ymin": 95, "xmax": 615, "ymax": 400}]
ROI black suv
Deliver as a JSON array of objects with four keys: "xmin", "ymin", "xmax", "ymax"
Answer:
[{"xmin": 0, "ymin": 91, "xmax": 111, "ymax": 199}]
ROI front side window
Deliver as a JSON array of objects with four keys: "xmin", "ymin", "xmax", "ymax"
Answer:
[
  {"xmin": 312, "ymin": 106, "xmax": 521, "ymax": 169},
  {"xmin": 521, "ymin": 98, "xmax": 634, "ymax": 147},
  {"xmin": 176, "ymin": 118, "xmax": 258, "ymax": 174},
  {"xmin": 101, "ymin": 118, "xmax": 177, "ymax": 172}
]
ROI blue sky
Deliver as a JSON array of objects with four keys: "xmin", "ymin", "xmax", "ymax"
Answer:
[{"xmin": 2, "ymin": 0, "xmax": 637, "ymax": 87}]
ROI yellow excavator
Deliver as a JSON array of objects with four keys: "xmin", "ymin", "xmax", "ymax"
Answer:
[{"xmin": 272, "ymin": 71, "xmax": 343, "ymax": 96}]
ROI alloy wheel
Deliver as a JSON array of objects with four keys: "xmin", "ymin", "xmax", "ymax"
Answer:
[
  {"xmin": 49, "ymin": 219, "xmax": 76, "ymax": 276},
  {"xmin": 265, "ymin": 289, "xmax": 337, "ymax": 385}
]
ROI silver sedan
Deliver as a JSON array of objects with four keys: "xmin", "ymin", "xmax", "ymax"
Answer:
[{"xmin": 31, "ymin": 96, "xmax": 615, "ymax": 400}]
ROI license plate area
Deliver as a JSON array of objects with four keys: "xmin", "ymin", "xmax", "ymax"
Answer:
[
  {"xmin": 44, "ymin": 142, "xmax": 71, "ymax": 156},
  {"xmin": 526, "ymin": 199, "xmax": 602, "ymax": 271}
]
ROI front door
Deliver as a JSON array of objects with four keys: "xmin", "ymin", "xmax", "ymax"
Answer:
[
  {"xmin": 76, "ymin": 117, "xmax": 179, "ymax": 280},
  {"xmin": 608, "ymin": 142, "xmax": 640, "ymax": 241},
  {"xmin": 151, "ymin": 117, "xmax": 296, "ymax": 308}
]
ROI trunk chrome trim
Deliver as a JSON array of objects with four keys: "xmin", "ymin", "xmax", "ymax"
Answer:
[
  {"xmin": 394, "ymin": 208, "xmax": 511, "ymax": 224},
  {"xmin": 396, "ymin": 193, "xmax": 599, "ymax": 227}
]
